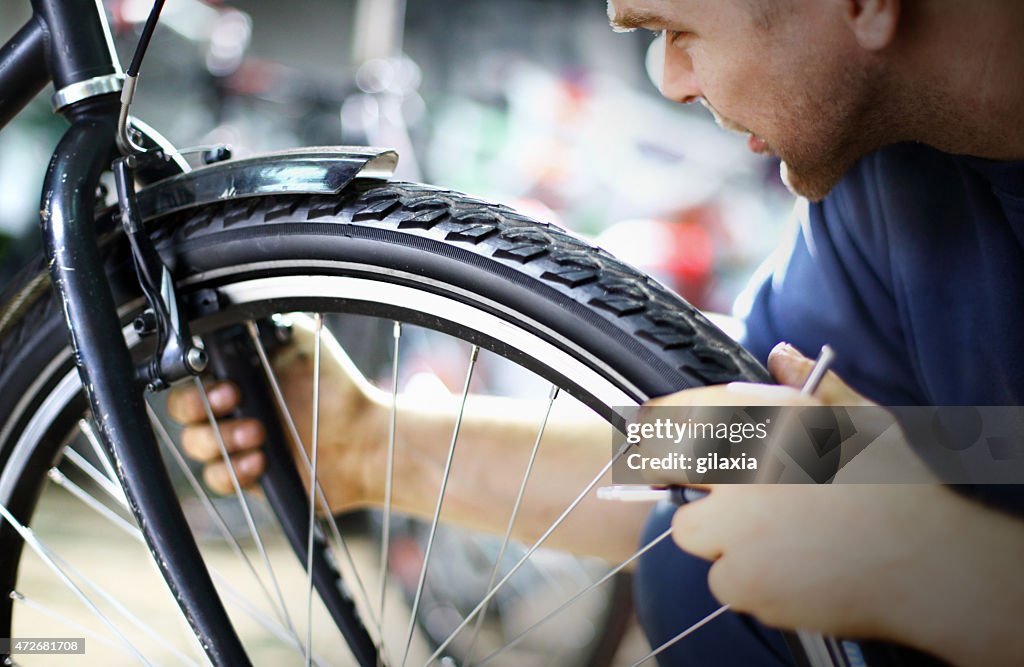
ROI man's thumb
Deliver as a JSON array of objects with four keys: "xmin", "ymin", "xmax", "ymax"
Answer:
[
  {"xmin": 767, "ymin": 342, "xmax": 870, "ymax": 406},
  {"xmin": 767, "ymin": 342, "xmax": 814, "ymax": 388}
]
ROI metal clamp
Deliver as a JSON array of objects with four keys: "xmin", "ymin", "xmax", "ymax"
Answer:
[{"xmin": 51, "ymin": 72, "xmax": 125, "ymax": 111}]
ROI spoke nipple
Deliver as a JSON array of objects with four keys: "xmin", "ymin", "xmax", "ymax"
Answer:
[{"xmin": 10, "ymin": 590, "xmax": 24, "ymax": 600}]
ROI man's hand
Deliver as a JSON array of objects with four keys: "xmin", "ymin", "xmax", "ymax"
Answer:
[
  {"xmin": 671, "ymin": 482, "xmax": 1024, "ymax": 667},
  {"xmin": 645, "ymin": 341, "xmax": 871, "ymax": 411},
  {"xmin": 671, "ymin": 483, "xmax": 951, "ymax": 636},
  {"xmin": 646, "ymin": 342, "xmax": 1024, "ymax": 666},
  {"xmin": 166, "ymin": 317, "xmax": 389, "ymax": 513}
]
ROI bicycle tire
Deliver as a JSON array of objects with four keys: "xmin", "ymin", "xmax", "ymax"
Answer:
[{"xmin": 0, "ymin": 177, "xmax": 771, "ymax": 664}]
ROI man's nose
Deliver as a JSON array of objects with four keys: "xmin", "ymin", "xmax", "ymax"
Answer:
[{"xmin": 661, "ymin": 41, "xmax": 701, "ymax": 104}]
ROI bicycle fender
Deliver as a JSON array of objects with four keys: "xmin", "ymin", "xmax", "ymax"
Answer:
[{"xmin": 134, "ymin": 146, "xmax": 398, "ymax": 220}]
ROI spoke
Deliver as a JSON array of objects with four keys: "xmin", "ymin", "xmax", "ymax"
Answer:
[
  {"xmin": 0, "ymin": 503, "xmax": 151, "ymax": 665},
  {"xmin": 210, "ymin": 572, "xmax": 330, "ymax": 667},
  {"xmin": 305, "ymin": 312, "xmax": 324, "ymax": 667},
  {"xmin": 45, "ymin": 549, "xmax": 199, "ymax": 666},
  {"xmin": 463, "ymin": 385, "xmax": 559, "ymax": 666},
  {"xmin": 50, "ymin": 455, "xmax": 311, "ymax": 663},
  {"xmin": 628, "ymin": 604, "xmax": 732, "ymax": 667},
  {"xmin": 378, "ymin": 320, "xmax": 401, "ymax": 655},
  {"xmin": 48, "ymin": 461, "xmax": 202, "ymax": 658},
  {"xmin": 11, "ymin": 590, "xmax": 134, "ymax": 656},
  {"xmin": 423, "ymin": 440, "xmax": 632, "ymax": 666},
  {"xmin": 48, "ymin": 468, "xmax": 137, "ymax": 537},
  {"xmin": 78, "ymin": 418, "xmax": 120, "ymax": 486},
  {"xmin": 400, "ymin": 345, "xmax": 480, "ymax": 667},
  {"xmin": 193, "ymin": 376, "xmax": 301, "ymax": 644},
  {"xmin": 244, "ymin": 320, "xmax": 379, "ymax": 631},
  {"xmin": 475, "ymin": 528, "xmax": 672, "ymax": 666},
  {"xmin": 146, "ymin": 404, "xmax": 305, "ymax": 644},
  {"xmin": 62, "ymin": 447, "xmax": 127, "ymax": 507}
]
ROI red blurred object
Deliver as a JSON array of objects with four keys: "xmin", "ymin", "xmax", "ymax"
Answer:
[{"xmin": 596, "ymin": 205, "xmax": 717, "ymax": 307}]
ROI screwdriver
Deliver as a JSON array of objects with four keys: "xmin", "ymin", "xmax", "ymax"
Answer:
[{"xmin": 597, "ymin": 344, "xmax": 836, "ymax": 506}]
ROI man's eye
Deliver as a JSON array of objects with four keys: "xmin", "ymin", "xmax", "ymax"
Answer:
[{"xmin": 646, "ymin": 29, "xmax": 689, "ymax": 47}]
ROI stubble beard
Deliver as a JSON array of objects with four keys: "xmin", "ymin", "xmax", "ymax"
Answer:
[
  {"xmin": 777, "ymin": 145, "xmax": 861, "ymax": 203},
  {"xmin": 708, "ymin": 61, "xmax": 887, "ymax": 202},
  {"xmin": 775, "ymin": 61, "xmax": 888, "ymax": 202}
]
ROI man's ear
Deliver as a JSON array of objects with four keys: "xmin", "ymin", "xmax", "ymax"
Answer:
[{"xmin": 844, "ymin": 0, "xmax": 900, "ymax": 51}]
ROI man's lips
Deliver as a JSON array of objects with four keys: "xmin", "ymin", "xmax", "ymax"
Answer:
[{"xmin": 747, "ymin": 133, "xmax": 770, "ymax": 154}]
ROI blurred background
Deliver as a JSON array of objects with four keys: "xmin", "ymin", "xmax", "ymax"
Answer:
[{"xmin": 0, "ymin": 0, "xmax": 794, "ymax": 312}]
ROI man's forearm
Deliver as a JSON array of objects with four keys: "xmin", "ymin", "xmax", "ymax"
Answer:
[{"xmin": 364, "ymin": 393, "xmax": 649, "ymax": 564}]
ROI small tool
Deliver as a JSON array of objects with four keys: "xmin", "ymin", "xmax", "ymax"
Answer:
[{"xmin": 598, "ymin": 344, "xmax": 836, "ymax": 506}]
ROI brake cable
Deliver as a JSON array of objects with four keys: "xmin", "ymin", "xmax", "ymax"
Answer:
[{"xmin": 112, "ymin": 0, "xmax": 209, "ymax": 390}]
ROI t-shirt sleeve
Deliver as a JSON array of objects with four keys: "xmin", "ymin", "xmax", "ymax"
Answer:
[{"xmin": 736, "ymin": 162, "xmax": 924, "ymax": 405}]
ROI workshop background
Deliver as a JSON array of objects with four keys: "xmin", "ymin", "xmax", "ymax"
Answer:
[{"xmin": 0, "ymin": 0, "xmax": 793, "ymax": 311}]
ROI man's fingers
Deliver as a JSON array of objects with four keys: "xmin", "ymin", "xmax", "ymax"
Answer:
[
  {"xmin": 706, "ymin": 558, "xmax": 742, "ymax": 608},
  {"xmin": 203, "ymin": 451, "xmax": 266, "ymax": 494},
  {"xmin": 671, "ymin": 499, "xmax": 724, "ymax": 561},
  {"xmin": 181, "ymin": 419, "xmax": 266, "ymax": 462},
  {"xmin": 643, "ymin": 382, "xmax": 816, "ymax": 410},
  {"xmin": 767, "ymin": 343, "xmax": 818, "ymax": 388},
  {"xmin": 167, "ymin": 381, "xmax": 241, "ymax": 424},
  {"xmin": 767, "ymin": 342, "xmax": 869, "ymax": 406}
]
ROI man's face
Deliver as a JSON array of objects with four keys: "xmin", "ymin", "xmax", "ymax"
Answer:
[{"xmin": 610, "ymin": 0, "xmax": 887, "ymax": 201}]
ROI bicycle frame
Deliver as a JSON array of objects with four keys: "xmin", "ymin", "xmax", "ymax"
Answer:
[
  {"xmin": 0, "ymin": 1, "xmax": 113, "ymax": 129},
  {"xmin": 1, "ymin": 1, "xmax": 256, "ymax": 664}
]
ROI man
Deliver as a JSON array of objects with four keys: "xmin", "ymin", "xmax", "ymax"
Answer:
[
  {"xmin": 608, "ymin": 0, "xmax": 1024, "ymax": 664},
  {"xmin": 170, "ymin": 0, "xmax": 1024, "ymax": 664}
]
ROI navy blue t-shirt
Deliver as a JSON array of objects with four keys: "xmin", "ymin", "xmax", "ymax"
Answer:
[
  {"xmin": 739, "ymin": 143, "xmax": 1024, "ymax": 513},
  {"xmin": 742, "ymin": 143, "xmax": 1024, "ymax": 407}
]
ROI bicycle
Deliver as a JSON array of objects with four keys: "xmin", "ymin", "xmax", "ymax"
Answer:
[{"xmin": 0, "ymin": 1, "xmax": 946, "ymax": 665}]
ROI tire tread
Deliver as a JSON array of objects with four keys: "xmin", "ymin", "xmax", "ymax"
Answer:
[{"xmin": 0, "ymin": 180, "xmax": 769, "ymax": 389}]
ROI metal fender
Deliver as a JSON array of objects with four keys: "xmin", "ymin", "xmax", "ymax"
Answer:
[{"xmin": 134, "ymin": 146, "xmax": 399, "ymax": 220}]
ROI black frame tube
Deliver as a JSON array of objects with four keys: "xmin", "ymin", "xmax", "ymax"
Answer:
[
  {"xmin": 29, "ymin": 0, "xmax": 119, "ymax": 90},
  {"xmin": 0, "ymin": 17, "xmax": 48, "ymax": 131},
  {"xmin": 40, "ymin": 99, "xmax": 250, "ymax": 666},
  {"xmin": 4, "ymin": 1, "xmax": 250, "ymax": 663},
  {"xmin": 0, "ymin": 0, "xmax": 122, "ymax": 131},
  {"xmin": 21, "ymin": 1, "xmax": 249, "ymax": 661}
]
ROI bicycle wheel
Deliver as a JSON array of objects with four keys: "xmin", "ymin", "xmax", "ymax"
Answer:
[{"xmin": 0, "ymin": 178, "xmax": 770, "ymax": 665}]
